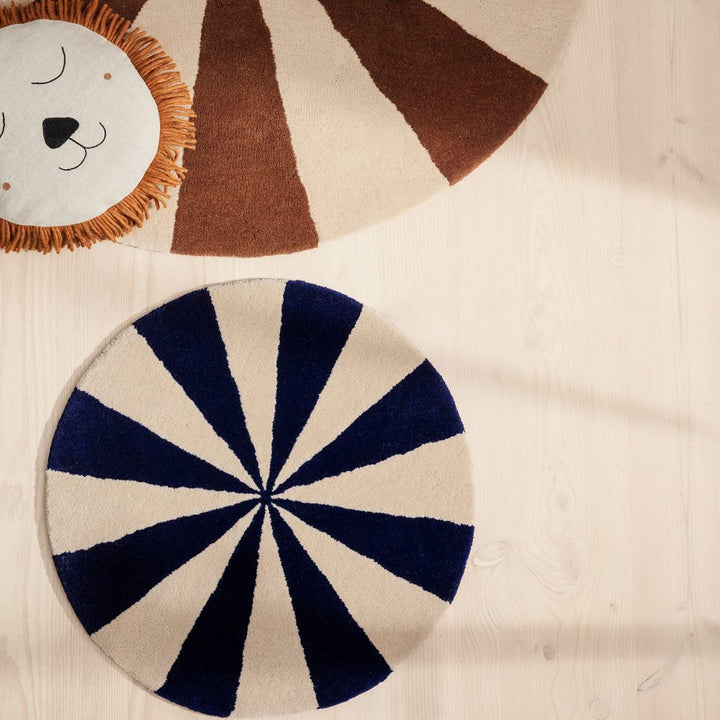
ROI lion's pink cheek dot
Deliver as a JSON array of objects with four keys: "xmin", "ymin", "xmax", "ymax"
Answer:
[
  {"xmin": 104, "ymin": 73, "xmax": 112, "ymax": 80},
  {"xmin": 2, "ymin": 183, "xmax": 10, "ymax": 191}
]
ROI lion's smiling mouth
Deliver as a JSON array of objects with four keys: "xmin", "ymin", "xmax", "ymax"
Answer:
[
  {"xmin": 58, "ymin": 122, "xmax": 108, "ymax": 172},
  {"xmin": 42, "ymin": 116, "xmax": 108, "ymax": 172}
]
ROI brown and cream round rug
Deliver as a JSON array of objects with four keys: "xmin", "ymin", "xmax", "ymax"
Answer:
[
  {"xmin": 45, "ymin": 279, "xmax": 475, "ymax": 716},
  {"xmin": 99, "ymin": 0, "xmax": 581, "ymax": 256}
]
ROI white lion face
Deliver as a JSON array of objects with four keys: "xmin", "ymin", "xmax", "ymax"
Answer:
[{"xmin": 0, "ymin": 19, "xmax": 161, "ymax": 227}]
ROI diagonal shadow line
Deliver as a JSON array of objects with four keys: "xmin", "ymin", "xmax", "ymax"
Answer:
[{"xmin": 433, "ymin": 356, "xmax": 713, "ymax": 437}]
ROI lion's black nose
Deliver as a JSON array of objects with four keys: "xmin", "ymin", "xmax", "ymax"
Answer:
[{"xmin": 43, "ymin": 117, "xmax": 79, "ymax": 149}]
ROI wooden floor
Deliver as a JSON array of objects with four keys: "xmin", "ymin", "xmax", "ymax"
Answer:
[{"xmin": 2, "ymin": 0, "xmax": 720, "ymax": 718}]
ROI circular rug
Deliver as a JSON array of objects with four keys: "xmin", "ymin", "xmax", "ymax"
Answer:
[
  {"xmin": 0, "ymin": 0, "xmax": 194, "ymax": 253},
  {"xmin": 45, "ymin": 279, "xmax": 475, "ymax": 717},
  {"xmin": 104, "ymin": 0, "xmax": 582, "ymax": 257}
]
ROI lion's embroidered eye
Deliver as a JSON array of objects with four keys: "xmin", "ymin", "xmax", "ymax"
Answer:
[
  {"xmin": 31, "ymin": 46, "xmax": 66, "ymax": 86},
  {"xmin": 0, "ymin": 112, "xmax": 5, "ymax": 140}
]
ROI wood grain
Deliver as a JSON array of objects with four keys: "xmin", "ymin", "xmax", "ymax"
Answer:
[{"xmin": 2, "ymin": 0, "xmax": 720, "ymax": 718}]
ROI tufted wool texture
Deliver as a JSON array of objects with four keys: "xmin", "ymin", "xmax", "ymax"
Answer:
[
  {"xmin": 105, "ymin": 0, "xmax": 583, "ymax": 257},
  {"xmin": 45, "ymin": 279, "xmax": 475, "ymax": 717}
]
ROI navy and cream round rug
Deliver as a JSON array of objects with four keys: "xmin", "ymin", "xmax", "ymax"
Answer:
[{"xmin": 45, "ymin": 279, "xmax": 474, "ymax": 717}]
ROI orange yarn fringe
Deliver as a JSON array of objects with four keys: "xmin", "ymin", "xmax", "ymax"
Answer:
[{"xmin": 0, "ymin": 0, "xmax": 196, "ymax": 253}]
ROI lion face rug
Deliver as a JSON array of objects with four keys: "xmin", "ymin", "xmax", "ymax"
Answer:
[
  {"xmin": 45, "ymin": 279, "xmax": 475, "ymax": 717},
  {"xmin": 0, "ymin": 0, "xmax": 194, "ymax": 252},
  {"xmin": 3, "ymin": 0, "xmax": 580, "ymax": 256}
]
